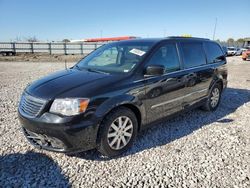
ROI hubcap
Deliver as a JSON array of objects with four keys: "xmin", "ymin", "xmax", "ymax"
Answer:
[
  {"xmin": 107, "ymin": 116, "xmax": 133, "ymax": 150},
  {"xmin": 211, "ymin": 87, "xmax": 220, "ymax": 108}
]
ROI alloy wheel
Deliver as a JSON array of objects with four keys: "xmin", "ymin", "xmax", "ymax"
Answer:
[
  {"xmin": 107, "ymin": 116, "xmax": 133, "ymax": 150},
  {"xmin": 211, "ymin": 87, "xmax": 220, "ymax": 108}
]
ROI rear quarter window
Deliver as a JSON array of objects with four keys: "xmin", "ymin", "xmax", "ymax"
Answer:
[
  {"xmin": 180, "ymin": 42, "xmax": 206, "ymax": 68},
  {"xmin": 204, "ymin": 42, "xmax": 224, "ymax": 64}
]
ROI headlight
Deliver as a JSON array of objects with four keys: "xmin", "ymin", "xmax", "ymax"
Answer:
[{"xmin": 50, "ymin": 98, "xmax": 89, "ymax": 116}]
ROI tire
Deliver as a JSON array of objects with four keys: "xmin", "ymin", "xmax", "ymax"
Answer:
[
  {"xmin": 242, "ymin": 58, "xmax": 246, "ymax": 61},
  {"xmin": 97, "ymin": 107, "xmax": 138, "ymax": 157},
  {"xmin": 202, "ymin": 83, "xmax": 222, "ymax": 111}
]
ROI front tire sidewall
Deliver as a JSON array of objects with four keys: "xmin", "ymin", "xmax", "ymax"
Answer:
[{"xmin": 97, "ymin": 107, "xmax": 138, "ymax": 157}]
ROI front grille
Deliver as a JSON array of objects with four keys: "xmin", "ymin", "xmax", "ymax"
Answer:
[{"xmin": 19, "ymin": 93, "xmax": 46, "ymax": 118}]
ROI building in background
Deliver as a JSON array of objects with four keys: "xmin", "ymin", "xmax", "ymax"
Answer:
[{"xmin": 243, "ymin": 38, "xmax": 250, "ymax": 47}]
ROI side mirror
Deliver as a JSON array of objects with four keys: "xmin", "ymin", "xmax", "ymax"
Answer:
[
  {"xmin": 214, "ymin": 55, "xmax": 226, "ymax": 62},
  {"xmin": 145, "ymin": 65, "xmax": 165, "ymax": 76}
]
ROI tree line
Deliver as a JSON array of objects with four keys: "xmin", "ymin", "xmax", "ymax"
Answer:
[{"xmin": 216, "ymin": 38, "xmax": 246, "ymax": 47}]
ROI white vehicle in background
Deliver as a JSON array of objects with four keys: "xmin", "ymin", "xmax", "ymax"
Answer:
[
  {"xmin": 227, "ymin": 47, "xmax": 237, "ymax": 56},
  {"xmin": 236, "ymin": 46, "xmax": 250, "ymax": 56},
  {"xmin": 236, "ymin": 48, "xmax": 243, "ymax": 56}
]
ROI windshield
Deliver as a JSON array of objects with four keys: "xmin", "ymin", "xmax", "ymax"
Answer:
[
  {"xmin": 227, "ymin": 47, "xmax": 235, "ymax": 50},
  {"xmin": 75, "ymin": 41, "xmax": 155, "ymax": 73}
]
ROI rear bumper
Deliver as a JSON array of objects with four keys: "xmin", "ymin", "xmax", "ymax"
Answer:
[{"xmin": 18, "ymin": 111, "xmax": 100, "ymax": 153}]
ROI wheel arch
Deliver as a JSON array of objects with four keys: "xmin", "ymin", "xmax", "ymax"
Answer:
[
  {"xmin": 119, "ymin": 103, "xmax": 142, "ymax": 131},
  {"xmin": 209, "ymin": 78, "xmax": 224, "ymax": 92},
  {"xmin": 97, "ymin": 102, "xmax": 142, "ymax": 131},
  {"xmin": 94, "ymin": 96, "xmax": 144, "ymax": 145}
]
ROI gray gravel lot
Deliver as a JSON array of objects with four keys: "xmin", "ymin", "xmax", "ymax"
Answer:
[{"xmin": 0, "ymin": 56, "xmax": 249, "ymax": 187}]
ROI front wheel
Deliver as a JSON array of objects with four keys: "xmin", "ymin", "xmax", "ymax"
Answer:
[
  {"xmin": 202, "ymin": 83, "xmax": 222, "ymax": 111},
  {"xmin": 97, "ymin": 107, "xmax": 138, "ymax": 157}
]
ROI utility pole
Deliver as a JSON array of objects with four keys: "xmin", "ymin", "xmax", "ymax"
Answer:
[
  {"xmin": 100, "ymin": 30, "xmax": 103, "ymax": 38},
  {"xmin": 213, "ymin": 18, "xmax": 217, "ymax": 40}
]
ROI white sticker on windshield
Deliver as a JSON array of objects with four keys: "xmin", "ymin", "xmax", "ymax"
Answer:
[
  {"xmin": 129, "ymin": 48, "xmax": 146, "ymax": 56},
  {"xmin": 124, "ymin": 69, "xmax": 129, "ymax": 72}
]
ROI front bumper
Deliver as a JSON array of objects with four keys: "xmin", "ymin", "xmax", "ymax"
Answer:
[
  {"xmin": 18, "ymin": 110, "xmax": 100, "ymax": 153},
  {"xmin": 227, "ymin": 52, "xmax": 236, "ymax": 56}
]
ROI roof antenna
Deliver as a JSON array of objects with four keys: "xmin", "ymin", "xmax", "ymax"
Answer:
[
  {"xmin": 213, "ymin": 17, "xmax": 217, "ymax": 40},
  {"xmin": 65, "ymin": 60, "xmax": 68, "ymax": 70}
]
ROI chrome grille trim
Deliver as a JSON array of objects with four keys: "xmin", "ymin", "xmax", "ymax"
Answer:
[{"xmin": 19, "ymin": 93, "xmax": 47, "ymax": 118}]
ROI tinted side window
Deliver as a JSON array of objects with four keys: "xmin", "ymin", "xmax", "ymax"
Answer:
[
  {"xmin": 147, "ymin": 43, "xmax": 180, "ymax": 73},
  {"xmin": 204, "ymin": 42, "xmax": 224, "ymax": 63},
  {"xmin": 181, "ymin": 42, "xmax": 206, "ymax": 68}
]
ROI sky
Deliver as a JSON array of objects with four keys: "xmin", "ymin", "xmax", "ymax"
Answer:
[{"xmin": 0, "ymin": 0, "xmax": 249, "ymax": 42}]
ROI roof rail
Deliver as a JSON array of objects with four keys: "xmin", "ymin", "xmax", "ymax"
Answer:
[{"xmin": 167, "ymin": 36, "xmax": 210, "ymax": 40}]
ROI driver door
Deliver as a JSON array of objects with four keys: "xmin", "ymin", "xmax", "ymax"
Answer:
[{"xmin": 143, "ymin": 42, "xmax": 187, "ymax": 124}]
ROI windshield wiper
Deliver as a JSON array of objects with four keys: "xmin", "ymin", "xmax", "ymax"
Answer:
[
  {"xmin": 74, "ymin": 66, "xmax": 109, "ymax": 74},
  {"xmin": 87, "ymin": 68, "xmax": 110, "ymax": 75},
  {"xmin": 74, "ymin": 64, "xmax": 81, "ymax": 70}
]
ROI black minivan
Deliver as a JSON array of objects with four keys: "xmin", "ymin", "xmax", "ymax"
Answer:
[{"xmin": 18, "ymin": 37, "xmax": 228, "ymax": 157}]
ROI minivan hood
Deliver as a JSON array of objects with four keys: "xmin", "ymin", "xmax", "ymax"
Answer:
[{"xmin": 26, "ymin": 69, "xmax": 114, "ymax": 99}]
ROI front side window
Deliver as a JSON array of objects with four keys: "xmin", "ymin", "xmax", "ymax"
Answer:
[
  {"xmin": 181, "ymin": 42, "xmax": 206, "ymax": 68},
  {"xmin": 204, "ymin": 42, "xmax": 224, "ymax": 63},
  {"xmin": 76, "ymin": 41, "xmax": 155, "ymax": 73},
  {"xmin": 147, "ymin": 43, "xmax": 180, "ymax": 73}
]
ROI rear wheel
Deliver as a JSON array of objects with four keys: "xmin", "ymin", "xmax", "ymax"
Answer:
[
  {"xmin": 97, "ymin": 107, "xmax": 138, "ymax": 157},
  {"xmin": 202, "ymin": 83, "xmax": 222, "ymax": 111}
]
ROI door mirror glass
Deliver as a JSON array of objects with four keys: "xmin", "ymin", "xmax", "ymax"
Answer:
[{"xmin": 145, "ymin": 65, "xmax": 165, "ymax": 76}]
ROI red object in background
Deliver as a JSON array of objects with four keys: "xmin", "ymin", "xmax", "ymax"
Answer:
[
  {"xmin": 85, "ymin": 36, "xmax": 136, "ymax": 42},
  {"xmin": 242, "ymin": 49, "xmax": 250, "ymax": 60}
]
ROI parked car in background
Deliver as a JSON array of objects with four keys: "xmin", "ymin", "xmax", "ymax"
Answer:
[
  {"xmin": 227, "ymin": 47, "xmax": 237, "ymax": 56},
  {"xmin": 0, "ymin": 50, "xmax": 16, "ymax": 56},
  {"xmin": 18, "ymin": 37, "xmax": 228, "ymax": 157},
  {"xmin": 222, "ymin": 46, "xmax": 228, "ymax": 56},
  {"xmin": 242, "ymin": 48, "xmax": 250, "ymax": 61},
  {"xmin": 236, "ymin": 47, "xmax": 249, "ymax": 56},
  {"xmin": 240, "ymin": 46, "xmax": 250, "ymax": 55},
  {"xmin": 235, "ymin": 48, "xmax": 242, "ymax": 56}
]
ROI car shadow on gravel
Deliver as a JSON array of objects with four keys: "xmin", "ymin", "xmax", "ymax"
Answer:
[
  {"xmin": 0, "ymin": 151, "xmax": 70, "ymax": 187},
  {"xmin": 77, "ymin": 87, "xmax": 250, "ymax": 160}
]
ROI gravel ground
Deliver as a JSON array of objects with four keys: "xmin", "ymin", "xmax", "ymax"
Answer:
[{"xmin": 0, "ymin": 56, "xmax": 249, "ymax": 187}]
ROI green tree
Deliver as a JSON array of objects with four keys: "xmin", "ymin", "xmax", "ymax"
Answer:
[
  {"xmin": 227, "ymin": 38, "xmax": 235, "ymax": 46},
  {"xmin": 62, "ymin": 39, "xmax": 70, "ymax": 43},
  {"xmin": 236, "ymin": 38, "xmax": 244, "ymax": 47}
]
